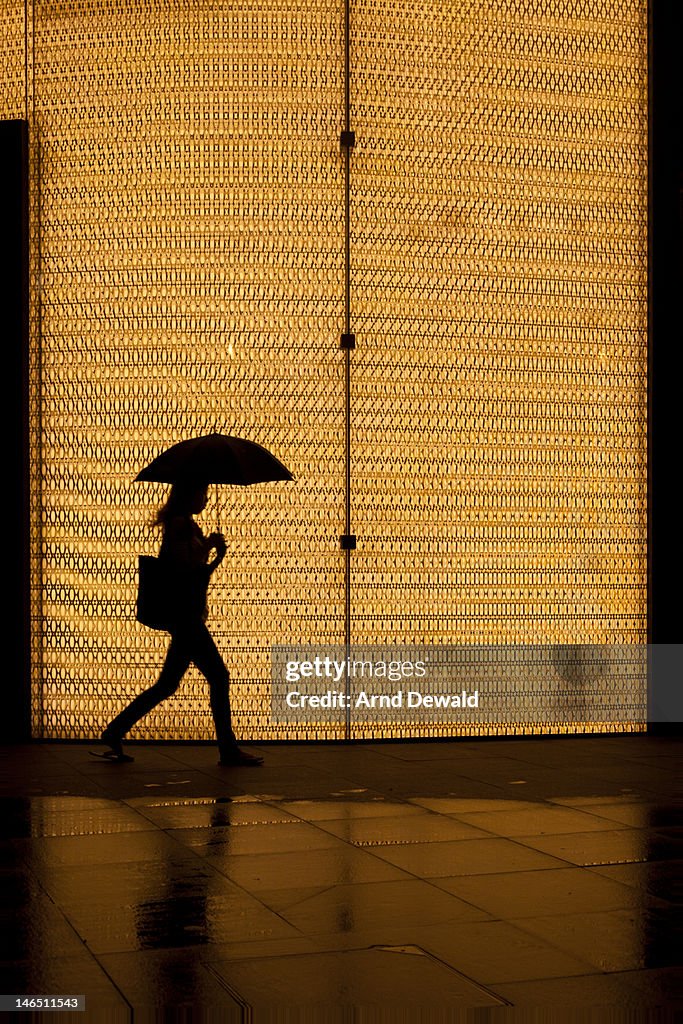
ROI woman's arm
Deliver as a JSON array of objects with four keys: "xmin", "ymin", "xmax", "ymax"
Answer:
[{"xmin": 206, "ymin": 532, "xmax": 227, "ymax": 573}]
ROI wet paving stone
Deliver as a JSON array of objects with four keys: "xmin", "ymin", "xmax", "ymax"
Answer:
[
  {"xmin": 313, "ymin": 811, "xmax": 494, "ymax": 846},
  {"xmin": 375, "ymin": 836, "xmax": 567, "ymax": 877},
  {"xmin": 513, "ymin": 827, "xmax": 683, "ymax": 866},
  {"xmin": 173, "ymin": 820, "xmax": 349, "ymax": 857},
  {"xmin": 277, "ymin": 798, "xmax": 427, "ymax": 821},
  {"xmin": 492, "ymin": 971, "xmax": 653, "ymax": 1008},
  {"xmin": 0, "ymin": 796, "xmax": 153, "ymax": 839},
  {"xmin": 207, "ymin": 946, "xmax": 506, "ymax": 1009},
  {"xmin": 205, "ymin": 843, "xmax": 411, "ymax": 893},
  {"xmin": 408, "ymin": 918, "xmax": 598, "ymax": 984},
  {"xmin": 1, "ymin": 737, "xmax": 681, "ymax": 1011},
  {"xmin": 443, "ymin": 803, "xmax": 632, "ymax": 838},
  {"xmin": 37, "ymin": 859, "xmax": 299, "ymax": 954},
  {"xmin": 26, "ymin": 829, "xmax": 189, "ymax": 868},
  {"xmin": 0, "ymin": 872, "xmax": 86, "ymax": 961},
  {"xmin": 99, "ymin": 947, "xmax": 245, "ymax": 1017},
  {"xmin": 271, "ymin": 877, "xmax": 492, "ymax": 935},
  {"xmin": 432, "ymin": 866, "xmax": 641, "ymax": 919},
  {"xmin": 0, "ymin": 955, "xmax": 131, "ymax": 1015},
  {"xmin": 511, "ymin": 905, "xmax": 683, "ymax": 974},
  {"xmin": 588, "ymin": 859, "xmax": 683, "ymax": 902},
  {"xmin": 573, "ymin": 801, "xmax": 683, "ymax": 828},
  {"xmin": 127, "ymin": 797, "xmax": 300, "ymax": 830}
]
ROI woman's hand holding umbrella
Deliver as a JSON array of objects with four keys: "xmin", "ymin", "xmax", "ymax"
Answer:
[{"xmin": 207, "ymin": 532, "xmax": 227, "ymax": 571}]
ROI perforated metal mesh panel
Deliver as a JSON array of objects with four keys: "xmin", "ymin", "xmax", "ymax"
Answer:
[
  {"xmin": 2, "ymin": 0, "xmax": 647, "ymax": 741},
  {"xmin": 19, "ymin": 1, "xmax": 347, "ymax": 740},
  {"xmin": 349, "ymin": 0, "xmax": 648, "ymax": 735},
  {"xmin": 0, "ymin": 0, "xmax": 25, "ymax": 118}
]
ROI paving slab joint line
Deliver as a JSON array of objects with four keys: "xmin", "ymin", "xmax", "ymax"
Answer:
[
  {"xmin": 203, "ymin": 961, "xmax": 253, "ymax": 1020},
  {"xmin": 36, "ymin": 871, "xmax": 136, "ymax": 1022},
  {"xmin": 372, "ymin": 943, "xmax": 514, "ymax": 1007}
]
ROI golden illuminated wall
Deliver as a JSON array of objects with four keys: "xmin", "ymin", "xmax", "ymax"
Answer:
[
  {"xmin": 349, "ymin": 2, "xmax": 649, "ymax": 731},
  {"xmin": 0, "ymin": 0, "xmax": 25, "ymax": 118},
  {"xmin": 1, "ymin": 0, "xmax": 647, "ymax": 740},
  {"xmin": 14, "ymin": 0, "xmax": 347, "ymax": 742}
]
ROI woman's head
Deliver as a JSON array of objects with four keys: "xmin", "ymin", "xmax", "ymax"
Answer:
[{"xmin": 154, "ymin": 481, "xmax": 209, "ymax": 525}]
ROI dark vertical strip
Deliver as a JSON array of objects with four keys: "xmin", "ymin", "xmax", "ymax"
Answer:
[
  {"xmin": 2, "ymin": 120, "xmax": 31, "ymax": 743},
  {"xmin": 343, "ymin": 0, "xmax": 352, "ymax": 738},
  {"xmin": 648, "ymin": 0, "xmax": 682, "ymax": 731}
]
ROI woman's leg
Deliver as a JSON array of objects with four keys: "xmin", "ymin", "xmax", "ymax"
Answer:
[
  {"xmin": 182, "ymin": 621, "xmax": 241, "ymax": 760},
  {"xmin": 104, "ymin": 633, "xmax": 193, "ymax": 741}
]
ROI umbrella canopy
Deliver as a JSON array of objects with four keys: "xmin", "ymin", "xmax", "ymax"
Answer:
[{"xmin": 135, "ymin": 433, "xmax": 294, "ymax": 485}]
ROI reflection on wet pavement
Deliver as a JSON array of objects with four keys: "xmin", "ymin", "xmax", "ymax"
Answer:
[{"xmin": 0, "ymin": 735, "xmax": 681, "ymax": 1012}]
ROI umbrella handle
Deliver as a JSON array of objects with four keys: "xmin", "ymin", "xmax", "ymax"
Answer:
[{"xmin": 215, "ymin": 485, "xmax": 222, "ymax": 534}]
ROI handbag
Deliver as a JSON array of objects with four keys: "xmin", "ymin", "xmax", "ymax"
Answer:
[
  {"xmin": 136, "ymin": 555, "xmax": 173, "ymax": 630},
  {"xmin": 136, "ymin": 555, "xmax": 210, "ymax": 631}
]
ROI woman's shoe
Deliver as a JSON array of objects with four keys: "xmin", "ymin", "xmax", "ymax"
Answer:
[
  {"xmin": 100, "ymin": 728, "xmax": 133, "ymax": 761},
  {"xmin": 90, "ymin": 749, "xmax": 135, "ymax": 763},
  {"xmin": 218, "ymin": 749, "xmax": 264, "ymax": 766}
]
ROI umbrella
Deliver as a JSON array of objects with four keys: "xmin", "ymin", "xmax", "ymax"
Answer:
[{"xmin": 135, "ymin": 433, "xmax": 294, "ymax": 485}]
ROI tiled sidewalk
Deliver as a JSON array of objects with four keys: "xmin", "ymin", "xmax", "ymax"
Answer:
[{"xmin": 1, "ymin": 735, "xmax": 681, "ymax": 1018}]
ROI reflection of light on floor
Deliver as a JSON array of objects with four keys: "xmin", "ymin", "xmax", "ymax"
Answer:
[
  {"xmin": 17, "ymin": 787, "xmax": 663, "ymax": 986},
  {"xmin": 143, "ymin": 780, "xmax": 192, "ymax": 788},
  {"xmin": 25, "ymin": 795, "xmax": 151, "ymax": 837}
]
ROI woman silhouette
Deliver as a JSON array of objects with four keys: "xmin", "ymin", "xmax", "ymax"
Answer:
[{"xmin": 101, "ymin": 480, "xmax": 263, "ymax": 766}]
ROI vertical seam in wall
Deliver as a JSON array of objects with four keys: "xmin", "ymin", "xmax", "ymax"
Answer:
[
  {"xmin": 30, "ymin": 0, "xmax": 45, "ymax": 737},
  {"xmin": 23, "ymin": 0, "xmax": 28, "ymax": 120},
  {"xmin": 343, "ymin": 0, "xmax": 352, "ymax": 739}
]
